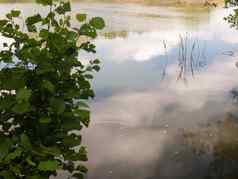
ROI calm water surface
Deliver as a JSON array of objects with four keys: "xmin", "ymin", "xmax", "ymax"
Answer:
[
  {"xmin": 1, "ymin": 2, "xmax": 238, "ymax": 179},
  {"xmin": 79, "ymin": 3, "xmax": 238, "ymax": 179}
]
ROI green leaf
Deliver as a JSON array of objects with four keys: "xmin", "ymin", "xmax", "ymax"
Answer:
[
  {"xmin": 36, "ymin": 0, "xmax": 53, "ymax": 6},
  {"xmin": 74, "ymin": 109, "xmax": 90, "ymax": 127},
  {"xmin": 67, "ymin": 31, "xmax": 78, "ymax": 41},
  {"xmin": 77, "ymin": 146, "xmax": 88, "ymax": 161},
  {"xmin": 26, "ymin": 24, "xmax": 37, "ymax": 32},
  {"xmin": 50, "ymin": 98, "xmax": 65, "ymax": 114},
  {"xmin": 39, "ymin": 29, "xmax": 49, "ymax": 39},
  {"xmin": 36, "ymin": 63, "xmax": 54, "ymax": 75},
  {"xmin": 26, "ymin": 16, "xmax": 41, "ymax": 33},
  {"xmin": 76, "ymin": 100, "xmax": 89, "ymax": 109},
  {"xmin": 26, "ymin": 156, "xmax": 36, "ymax": 166},
  {"xmin": 62, "ymin": 119, "xmax": 82, "ymax": 131},
  {"xmin": 42, "ymin": 80, "xmax": 55, "ymax": 93},
  {"xmin": 39, "ymin": 145, "xmax": 61, "ymax": 156},
  {"xmin": 76, "ymin": 13, "xmax": 87, "ymax": 22},
  {"xmin": 93, "ymin": 65, "xmax": 100, "ymax": 72},
  {"xmin": 12, "ymin": 101, "xmax": 30, "ymax": 114},
  {"xmin": 26, "ymin": 175, "xmax": 48, "ymax": 179},
  {"xmin": 72, "ymin": 172, "xmax": 84, "ymax": 179},
  {"xmin": 0, "ymin": 96, "xmax": 15, "ymax": 110},
  {"xmin": 80, "ymin": 42, "xmax": 96, "ymax": 53},
  {"xmin": 39, "ymin": 117, "xmax": 51, "ymax": 124},
  {"xmin": 0, "ymin": 51, "xmax": 13, "ymax": 63},
  {"xmin": 11, "ymin": 10, "xmax": 21, "ymax": 17},
  {"xmin": 16, "ymin": 88, "xmax": 32, "ymax": 102},
  {"xmin": 48, "ymin": 33, "xmax": 67, "ymax": 52},
  {"xmin": 63, "ymin": 135, "xmax": 81, "ymax": 147},
  {"xmin": 6, "ymin": 13, "xmax": 12, "ymax": 19},
  {"xmin": 9, "ymin": 165, "xmax": 21, "ymax": 175},
  {"xmin": 79, "ymin": 24, "xmax": 97, "ymax": 38},
  {"xmin": 38, "ymin": 160, "xmax": 59, "ymax": 171},
  {"xmin": 20, "ymin": 133, "xmax": 32, "ymax": 149},
  {"xmin": 84, "ymin": 74, "xmax": 93, "ymax": 79},
  {"xmin": 0, "ymin": 20, "xmax": 8, "ymax": 27},
  {"xmin": 0, "ymin": 138, "xmax": 12, "ymax": 161},
  {"xmin": 5, "ymin": 148, "xmax": 22, "ymax": 162},
  {"xmin": 65, "ymin": 146, "xmax": 88, "ymax": 161},
  {"xmin": 26, "ymin": 14, "xmax": 42, "ymax": 25},
  {"xmin": 55, "ymin": 1, "xmax": 71, "ymax": 15},
  {"xmin": 89, "ymin": 17, "xmax": 105, "ymax": 30},
  {"xmin": 0, "ymin": 69, "xmax": 25, "ymax": 89},
  {"xmin": 93, "ymin": 59, "xmax": 100, "ymax": 64},
  {"xmin": 0, "ymin": 171, "xmax": 15, "ymax": 179},
  {"xmin": 76, "ymin": 165, "xmax": 88, "ymax": 173}
]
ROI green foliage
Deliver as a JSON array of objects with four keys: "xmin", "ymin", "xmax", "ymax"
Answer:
[
  {"xmin": 224, "ymin": 0, "xmax": 238, "ymax": 28},
  {"xmin": 89, "ymin": 17, "xmax": 105, "ymax": 30},
  {"xmin": 76, "ymin": 14, "xmax": 87, "ymax": 22},
  {"xmin": 38, "ymin": 160, "xmax": 59, "ymax": 171},
  {"xmin": 0, "ymin": 0, "xmax": 104, "ymax": 178},
  {"xmin": 225, "ymin": 0, "xmax": 238, "ymax": 6}
]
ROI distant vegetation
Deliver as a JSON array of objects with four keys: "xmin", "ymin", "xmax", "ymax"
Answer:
[{"xmin": 0, "ymin": 0, "xmax": 224, "ymax": 6}]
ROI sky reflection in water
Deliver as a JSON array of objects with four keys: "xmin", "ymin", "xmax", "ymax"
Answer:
[
  {"xmin": 79, "ymin": 3, "xmax": 238, "ymax": 179},
  {"xmin": 1, "ymin": 2, "xmax": 238, "ymax": 178}
]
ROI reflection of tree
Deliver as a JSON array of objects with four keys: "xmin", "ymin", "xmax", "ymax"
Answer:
[
  {"xmin": 79, "ymin": 0, "xmax": 219, "ymax": 6},
  {"xmin": 184, "ymin": 113, "xmax": 238, "ymax": 179},
  {"xmin": 206, "ymin": 115, "xmax": 238, "ymax": 179},
  {"xmin": 206, "ymin": 153, "xmax": 238, "ymax": 179},
  {"xmin": 86, "ymin": 2, "xmax": 210, "ymax": 33},
  {"xmin": 103, "ymin": 31, "xmax": 129, "ymax": 39}
]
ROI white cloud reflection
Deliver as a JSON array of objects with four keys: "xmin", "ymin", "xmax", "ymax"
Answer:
[
  {"xmin": 82, "ymin": 55, "xmax": 238, "ymax": 179},
  {"xmin": 91, "ymin": 55, "xmax": 238, "ymax": 127},
  {"xmin": 91, "ymin": 8, "xmax": 238, "ymax": 63},
  {"xmin": 95, "ymin": 31, "xmax": 182, "ymax": 62}
]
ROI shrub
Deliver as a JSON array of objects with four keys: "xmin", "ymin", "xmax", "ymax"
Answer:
[{"xmin": 0, "ymin": 0, "xmax": 104, "ymax": 178}]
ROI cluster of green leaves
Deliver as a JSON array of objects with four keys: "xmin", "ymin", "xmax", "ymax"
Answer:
[
  {"xmin": 0, "ymin": 0, "xmax": 104, "ymax": 178},
  {"xmin": 224, "ymin": 0, "xmax": 238, "ymax": 28},
  {"xmin": 225, "ymin": 0, "xmax": 238, "ymax": 6}
]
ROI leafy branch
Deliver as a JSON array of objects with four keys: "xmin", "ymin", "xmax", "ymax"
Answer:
[{"xmin": 0, "ymin": 0, "xmax": 105, "ymax": 178}]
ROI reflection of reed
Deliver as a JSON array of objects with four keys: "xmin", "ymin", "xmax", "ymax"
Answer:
[
  {"xmin": 177, "ymin": 34, "xmax": 207, "ymax": 82},
  {"xmin": 161, "ymin": 40, "xmax": 169, "ymax": 81},
  {"xmin": 161, "ymin": 34, "xmax": 207, "ymax": 82},
  {"xmin": 177, "ymin": 34, "xmax": 188, "ymax": 82}
]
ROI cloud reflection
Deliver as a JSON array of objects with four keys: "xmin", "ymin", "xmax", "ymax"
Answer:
[{"xmin": 83, "ymin": 55, "xmax": 238, "ymax": 179}]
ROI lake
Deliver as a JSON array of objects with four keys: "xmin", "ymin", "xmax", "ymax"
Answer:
[{"xmin": 1, "ymin": 1, "xmax": 238, "ymax": 179}]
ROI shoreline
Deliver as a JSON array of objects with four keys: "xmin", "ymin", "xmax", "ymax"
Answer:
[
  {"xmin": 0, "ymin": 0, "xmax": 225, "ymax": 7},
  {"xmin": 78, "ymin": 0, "xmax": 225, "ymax": 7}
]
